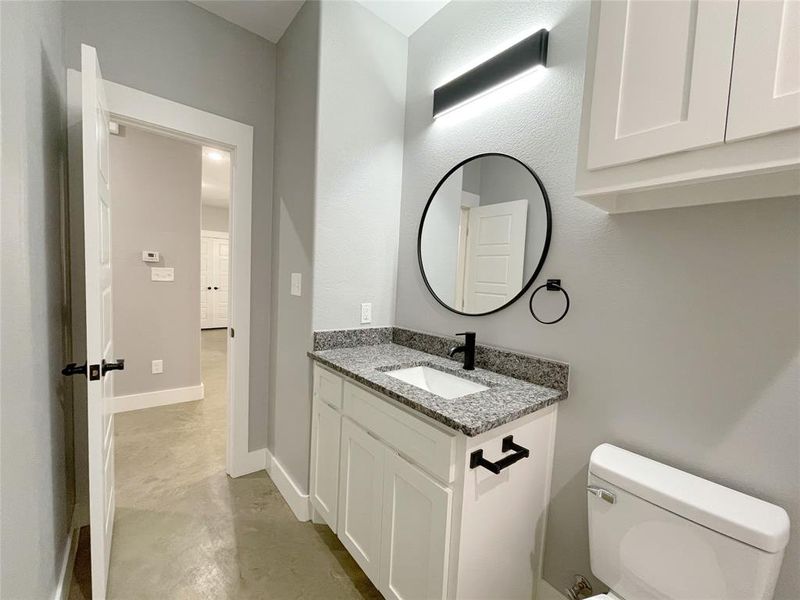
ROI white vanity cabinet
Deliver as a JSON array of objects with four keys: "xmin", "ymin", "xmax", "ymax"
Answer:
[
  {"xmin": 576, "ymin": 0, "xmax": 800, "ymax": 213},
  {"xmin": 309, "ymin": 363, "xmax": 558, "ymax": 600}
]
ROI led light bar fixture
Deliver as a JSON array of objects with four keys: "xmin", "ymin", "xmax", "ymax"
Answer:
[{"xmin": 433, "ymin": 28, "xmax": 549, "ymax": 118}]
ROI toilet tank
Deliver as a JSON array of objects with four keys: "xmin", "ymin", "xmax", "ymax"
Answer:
[{"xmin": 587, "ymin": 444, "xmax": 790, "ymax": 600}]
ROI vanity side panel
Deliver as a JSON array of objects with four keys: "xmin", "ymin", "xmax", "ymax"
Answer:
[{"xmin": 453, "ymin": 404, "xmax": 558, "ymax": 600}]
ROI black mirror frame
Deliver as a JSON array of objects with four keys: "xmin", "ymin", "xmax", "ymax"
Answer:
[{"xmin": 417, "ymin": 153, "xmax": 552, "ymax": 317}]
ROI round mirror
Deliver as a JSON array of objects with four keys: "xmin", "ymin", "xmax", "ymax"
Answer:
[{"xmin": 418, "ymin": 154, "xmax": 551, "ymax": 316}]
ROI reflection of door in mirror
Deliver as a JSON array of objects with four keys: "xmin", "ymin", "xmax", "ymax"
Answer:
[{"xmin": 458, "ymin": 199, "xmax": 528, "ymax": 313}]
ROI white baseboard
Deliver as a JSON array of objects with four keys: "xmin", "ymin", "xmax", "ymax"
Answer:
[
  {"xmin": 538, "ymin": 579, "xmax": 568, "ymax": 600},
  {"xmin": 265, "ymin": 449, "xmax": 310, "ymax": 522},
  {"xmin": 113, "ymin": 383, "xmax": 204, "ymax": 413},
  {"xmin": 228, "ymin": 448, "xmax": 267, "ymax": 478},
  {"xmin": 53, "ymin": 509, "xmax": 81, "ymax": 600}
]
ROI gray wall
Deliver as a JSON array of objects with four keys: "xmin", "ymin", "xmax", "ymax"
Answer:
[
  {"xmin": 396, "ymin": 2, "xmax": 800, "ymax": 598},
  {"xmin": 110, "ymin": 126, "xmax": 202, "ymax": 397},
  {"xmin": 270, "ymin": 0, "xmax": 321, "ymax": 490},
  {"xmin": 63, "ymin": 0, "xmax": 275, "ymax": 450},
  {"xmin": 202, "ymin": 204, "xmax": 229, "ymax": 233},
  {"xmin": 312, "ymin": 0, "xmax": 407, "ymax": 331},
  {"xmin": 0, "ymin": 1, "xmax": 73, "ymax": 597}
]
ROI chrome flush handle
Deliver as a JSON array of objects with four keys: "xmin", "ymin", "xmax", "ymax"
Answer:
[{"xmin": 587, "ymin": 485, "xmax": 616, "ymax": 504}]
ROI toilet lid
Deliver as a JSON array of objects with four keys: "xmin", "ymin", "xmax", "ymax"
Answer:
[{"xmin": 588, "ymin": 594, "xmax": 622, "ymax": 600}]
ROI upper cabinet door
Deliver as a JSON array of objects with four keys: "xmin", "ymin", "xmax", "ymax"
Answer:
[
  {"xmin": 587, "ymin": 0, "xmax": 739, "ymax": 169},
  {"xmin": 726, "ymin": 0, "xmax": 800, "ymax": 141}
]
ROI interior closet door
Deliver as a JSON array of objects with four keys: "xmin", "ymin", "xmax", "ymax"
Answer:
[
  {"xmin": 212, "ymin": 238, "xmax": 229, "ymax": 327},
  {"xmin": 200, "ymin": 231, "xmax": 229, "ymax": 329},
  {"xmin": 200, "ymin": 236, "xmax": 213, "ymax": 328}
]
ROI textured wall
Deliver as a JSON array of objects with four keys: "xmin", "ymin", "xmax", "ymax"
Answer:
[
  {"xmin": 270, "ymin": 0, "xmax": 321, "ymax": 492},
  {"xmin": 0, "ymin": 1, "xmax": 72, "ymax": 597},
  {"xmin": 396, "ymin": 1, "xmax": 799, "ymax": 597},
  {"xmin": 63, "ymin": 0, "xmax": 275, "ymax": 450},
  {"xmin": 110, "ymin": 126, "xmax": 202, "ymax": 397},
  {"xmin": 312, "ymin": 0, "xmax": 407, "ymax": 331}
]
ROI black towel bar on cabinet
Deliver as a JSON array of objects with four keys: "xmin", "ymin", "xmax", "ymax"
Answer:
[{"xmin": 469, "ymin": 435, "xmax": 530, "ymax": 474}]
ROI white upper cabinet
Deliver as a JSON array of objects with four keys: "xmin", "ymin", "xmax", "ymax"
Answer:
[
  {"xmin": 576, "ymin": 0, "xmax": 800, "ymax": 213},
  {"xmin": 587, "ymin": 0, "xmax": 738, "ymax": 169},
  {"xmin": 727, "ymin": 0, "xmax": 800, "ymax": 141}
]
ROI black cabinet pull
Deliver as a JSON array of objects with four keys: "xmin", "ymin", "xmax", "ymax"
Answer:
[
  {"xmin": 213, "ymin": 286, "xmax": 219, "ymax": 290},
  {"xmin": 207, "ymin": 286, "xmax": 212, "ymax": 290},
  {"xmin": 102, "ymin": 359, "xmax": 125, "ymax": 375},
  {"xmin": 470, "ymin": 435, "xmax": 530, "ymax": 474}
]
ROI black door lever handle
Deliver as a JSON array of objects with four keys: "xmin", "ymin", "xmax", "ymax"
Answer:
[
  {"xmin": 61, "ymin": 362, "xmax": 87, "ymax": 377},
  {"xmin": 102, "ymin": 359, "xmax": 125, "ymax": 375}
]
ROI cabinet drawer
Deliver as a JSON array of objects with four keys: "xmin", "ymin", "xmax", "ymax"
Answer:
[
  {"xmin": 314, "ymin": 364, "xmax": 343, "ymax": 409},
  {"xmin": 343, "ymin": 382, "xmax": 455, "ymax": 483}
]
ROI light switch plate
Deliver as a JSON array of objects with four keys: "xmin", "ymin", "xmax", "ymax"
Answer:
[
  {"xmin": 290, "ymin": 273, "xmax": 302, "ymax": 296},
  {"xmin": 152, "ymin": 360, "xmax": 163, "ymax": 374},
  {"xmin": 151, "ymin": 267, "xmax": 174, "ymax": 282},
  {"xmin": 361, "ymin": 302, "xmax": 372, "ymax": 324}
]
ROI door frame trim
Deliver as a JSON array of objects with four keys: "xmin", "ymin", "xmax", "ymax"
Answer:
[{"xmin": 67, "ymin": 69, "xmax": 256, "ymax": 478}]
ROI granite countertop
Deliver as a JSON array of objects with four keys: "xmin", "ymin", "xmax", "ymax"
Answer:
[{"xmin": 308, "ymin": 343, "xmax": 565, "ymax": 436}]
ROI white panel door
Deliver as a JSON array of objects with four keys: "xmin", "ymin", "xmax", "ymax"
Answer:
[
  {"xmin": 379, "ymin": 452, "xmax": 452, "ymax": 600},
  {"xmin": 463, "ymin": 199, "xmax": 528, "ymax": 314},
  {"xmin": 200, "ymin": 237, "xmax": 212, "ymax": 328},
  {"xmin": 310, "ymin": 397, "xmax": 342, "ymax": 531},
  {"xmin": 587, "ymin": 0, "xmax": 738, "ymax": 169},
  {"xmin": 337, "ymin": 418, "xmax": 385, "ymax": 583},
  {"xmin": 212, "ymin": 238, "xmax": 229, "ymax": 327},
  {"xmin": 82, "ymin": 43, "xmax": 120, "ymax": 600},
  {"xmin": 727, "ymin": 0, "xmax": 800, "ymax": 141},
  {"xmin": 200, "ymin": 233, "xmax": 229, "ymax": 329}
]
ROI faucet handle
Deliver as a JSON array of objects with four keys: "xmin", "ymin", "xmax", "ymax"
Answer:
[{"xmin": 455, "ymin": 331, "xmax": 475, "ymax": 337}]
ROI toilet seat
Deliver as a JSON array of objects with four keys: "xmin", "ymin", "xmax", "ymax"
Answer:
[{"xmin": 588, "ymin": 594, "xmax": 622, "ymax": 600}]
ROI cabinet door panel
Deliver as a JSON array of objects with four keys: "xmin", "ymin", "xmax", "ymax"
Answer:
[
  {"xmin": 587, "ymin": 0, "xmax": 738, "ymax": 168},
  {"xmin": 380, "ymin": 453, "xmax": 452, "ymax": 600},
  {"xmin": 310, "ymin": 398, "xmax": 341, "ymax": 531},
  {"xmin": 727, "ymin": 0, "xmax": 800, "ymax": 141},
  {"xmin": 338, "ymin": 418, "xmax": 384, "ymax": 583},
  {"xmin": 200, "ymin": 237, "xmax": 212, "ymax": 328}
]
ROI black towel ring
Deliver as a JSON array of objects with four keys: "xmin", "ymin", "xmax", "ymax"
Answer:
[{"xmin": 529, "ymin": 279, "xmax": 570, "ymax": 325}]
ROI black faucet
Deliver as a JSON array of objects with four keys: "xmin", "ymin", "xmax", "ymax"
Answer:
[{"xmin": 448, "ymin": 332, "xmax": 476, "ymax": 370}]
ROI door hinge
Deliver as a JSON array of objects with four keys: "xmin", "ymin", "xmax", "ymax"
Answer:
[
  {"xmin": 230, "ymin": 327, "xmax": 235, "ymax": 338},
  {"xmin": 88, "ymin": 364, "xmax": 101, "ymax": 381}
]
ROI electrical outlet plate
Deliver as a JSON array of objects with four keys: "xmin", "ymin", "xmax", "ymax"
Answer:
[
  {"xmin": 361, "ymin": 302, "xmax": 372, "ymax": 324},
  {"xmin": 152, "ymin": 359, "xmax": 163, "ymax": 374},
  {"xmin": 290, "ymin": 273, "xmax": 302, "ymax": 296}
]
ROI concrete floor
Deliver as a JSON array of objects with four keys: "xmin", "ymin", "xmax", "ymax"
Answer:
[{"xmin": 70, "ymin": 329, "xmax": 381, "ymax": 599}]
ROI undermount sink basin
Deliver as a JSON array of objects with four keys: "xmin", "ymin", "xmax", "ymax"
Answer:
[{"xmin": 385, "ymin": 366, "xmax": 489, "ymax": 399}]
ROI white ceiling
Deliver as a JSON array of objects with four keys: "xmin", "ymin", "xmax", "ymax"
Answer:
[
  {"xmin": 191, "ymin": 0, "xmax": 450, "ymax": 42},
  {"xmin": 190, "ymin": 0, "xmax": 304, "ymax": 43},
  {"xmin": 357, "ymin": 0, "xmax": 449, "ymax": 36},
  {"xmin": 201, "ymin": 146, "xmax": 231, "ymax": 208}
]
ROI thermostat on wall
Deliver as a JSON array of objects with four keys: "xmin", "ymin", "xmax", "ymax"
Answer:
[{"xmin": 142, "ymin": 250, "xmax": 160, "ymax": 263}]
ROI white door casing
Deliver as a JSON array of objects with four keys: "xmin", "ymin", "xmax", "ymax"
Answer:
[
  {"xmin": 81, "ymin": 43, "xmax": 117, "ymax": 600},
  {"xmin": 200, "ymin": 230, "xmax": 229, "ymax": 329},
  {"xmin": 726, "ymin": 0, "xmax": 800, "ymax": 141},
  {"xmin": 587, "ymin": 0, "xmax": 739, "ymax": 169},
  {"xmin": 463, "ymin": 199, "xmax": 528, "ymax": 314}
]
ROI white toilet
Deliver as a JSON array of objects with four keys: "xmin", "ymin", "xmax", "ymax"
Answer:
[{"xmin": 586, "ymin": 444, "xmax": 790, "ymax": 600}]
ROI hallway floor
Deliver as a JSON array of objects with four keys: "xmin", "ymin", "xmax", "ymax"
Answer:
[{"xmin": 70, "ymin": 329, "xmax": 380, "ymax": 599}]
